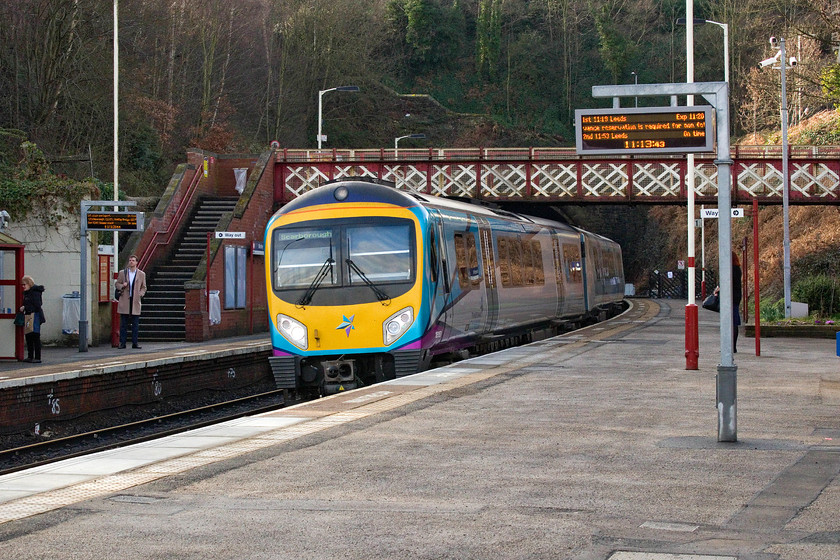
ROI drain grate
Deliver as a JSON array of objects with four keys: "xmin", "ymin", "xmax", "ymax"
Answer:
[
  {"xmin": 609, "ymin": 553, "xmax": 737, "ymax": 560},
  {"xmin": 108, "ymin": 495, "xmax": 163, "ymax": 504}
]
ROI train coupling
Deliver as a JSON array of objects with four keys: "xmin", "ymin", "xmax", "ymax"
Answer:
[{"xmin": 322, "ymin": 358, "xmax": 358, "ymax": 394}]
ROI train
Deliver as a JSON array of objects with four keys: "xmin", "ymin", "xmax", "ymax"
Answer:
[{"xmin": 264, "ymin": 177, "xmax": 624, "ymax": 395}]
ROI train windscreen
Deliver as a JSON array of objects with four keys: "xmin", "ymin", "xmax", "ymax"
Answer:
[{"xmin": 271, "ymin": 218, "xmax": 416, "ymax": 303}]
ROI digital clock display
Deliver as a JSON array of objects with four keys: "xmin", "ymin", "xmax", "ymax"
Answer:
[{"xmin": 574, "ymin": 106, "xmax": 714, "ymax": 155}]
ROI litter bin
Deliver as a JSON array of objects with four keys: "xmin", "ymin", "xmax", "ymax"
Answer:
[
  {"xmin": 62, "ymin": 292, "xmax": 80, "ymax": 334},
  {"xmin": 209, "ymin": 290, "xmax": 221, "ymax": 325}
]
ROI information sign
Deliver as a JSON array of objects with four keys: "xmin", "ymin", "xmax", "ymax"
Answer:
[
  {"xmin": 215, "ymin": 231, "xmax": 246, "ymax": 239},
  {"xmin": 85, "ymin": 212, "xmax": 144, "ymax": 231},
  {"xmin": 701, "ymin": 208, "xmax": 744, "ymax": 219},
  {"xmin": 575, "ymin": 106, "xmax": 714, "ymax": 155}
]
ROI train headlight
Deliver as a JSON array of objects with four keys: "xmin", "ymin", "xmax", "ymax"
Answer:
[
  {"xmin": 383, "ymin": 307, "xmax": 414, "ymax": 346},
  {"xmin": 277, "ymin": 313, "xmax": 308, "ymax": 350}
]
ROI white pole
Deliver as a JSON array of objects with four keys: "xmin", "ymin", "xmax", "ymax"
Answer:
[
  {"xmin": 685, "ymin": 1, "xmax": 698, "ymax": 368},
  {"xmin": 113, "ymin": 0, "xmax": 119, "ymax": 262},
  {"xmin": 317, "ymin": 89, "xmax": 325, "ymax": 149},
  {"xmin": 780, "ymin": 38, "xmax": 791, "ymax": 318}
]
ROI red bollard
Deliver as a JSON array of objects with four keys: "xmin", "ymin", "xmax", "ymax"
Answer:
[
  {"xmin": 685, "ymin": 303, "xmax": 699, "ymax": 370},
  {"xmin": 111, "ymin": 300, "xmax": 120, "ymax": 347}
]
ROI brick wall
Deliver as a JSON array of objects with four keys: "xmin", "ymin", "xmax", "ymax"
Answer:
[{"xmin": 185, "ymin": 150, "xmax": 275, "ymax": 341}]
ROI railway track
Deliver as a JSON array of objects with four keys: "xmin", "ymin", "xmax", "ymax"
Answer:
[
  {"xmin": 0, "ymin": 389, "xmax": 298, "ymax": 476},
  {"xmin": 0, "ymin": 301, "xmax": 641, "ymax": 477}
]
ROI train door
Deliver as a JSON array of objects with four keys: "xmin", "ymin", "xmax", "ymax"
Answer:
[
  {"xmin": 448, "ymin": 215, "xmax": 486, "ymax": 337},
  {"xmin": 579, "ymin": 233, "xmax": 590, "ymax": 311},
  {"xmin": 427, "ymin": 210, "xmax": 452, "ymax": 343},
  {"xmin": 551, "ymin": 235, "xmax": 564, "ymax": 318},
  {"xmin": 477, "ymin": 217, "xmax": 498, "ymax": 333},
  {"xmin": 559, "ymin": 234, "xmax": 585, "ymax": 314}
]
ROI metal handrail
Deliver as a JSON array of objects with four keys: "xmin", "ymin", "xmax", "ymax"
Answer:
[
  {"xmin": 137, "ymin": 168, "xmax": 203, "ymax": 271},
  {"xmin": 273, "ymin": 145, "xmax": 840, "ymax": 163}
]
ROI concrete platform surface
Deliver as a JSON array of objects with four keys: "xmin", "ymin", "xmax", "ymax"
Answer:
[{"xmin": 0, "ymin": 299, "xmax": 837, "ymax": 560}]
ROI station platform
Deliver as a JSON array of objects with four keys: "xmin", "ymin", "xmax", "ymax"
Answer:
[
  {"xmin": 0, "ymin": 333, "xmax": 272, "ymax": 382},
  {"xmin": 0, "ymin": 299, "xmax": 838, "ymax": 560},
  {"xmin": 0, "ymin": 334, "xmax": 274, "ymax": 430}
]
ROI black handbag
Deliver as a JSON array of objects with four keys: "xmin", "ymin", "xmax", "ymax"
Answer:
[
  {"xmin": 114, "ymin": 268, "xmax": 127, "ymax": 300},
  {"xmin": 702, "ymin": 293, "xmax": 720, "ymax": 313},
  {"xmin": 13, "ymin": 312, "xmax": 25, "ymax": 326}
]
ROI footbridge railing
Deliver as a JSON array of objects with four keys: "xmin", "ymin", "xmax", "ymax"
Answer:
[{"xmin": 272, "ymin": 146, "xmax": 840, "ymax": 205}]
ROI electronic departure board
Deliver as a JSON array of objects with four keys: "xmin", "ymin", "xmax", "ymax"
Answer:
[
  {"xmin": 574, "ymin": 106, "xmax": 715, "ymax": 155},
  {"xmin": 85, "ymin": 211, "xmax": 144, "ymax": 231}
]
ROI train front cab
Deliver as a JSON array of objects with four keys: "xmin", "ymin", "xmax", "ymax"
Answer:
[{"xmin": 265, "ymin": 183, "xmax": 438, "ymax": 396}]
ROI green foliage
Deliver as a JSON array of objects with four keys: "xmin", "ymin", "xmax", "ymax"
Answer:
[
  {"xmin": 386, "ymin": 0, "xmax": 465, "ymax": 72},
  {"xmin": 0, "ymin": 140, "xmax": 99, "ymax": 228},
  {"xmin": 476, "ymin": 0, "xmax": 502, "ymax": 79},
  {"xmin": 760, "ymin": 298, "xmax": 786, "ymax": 322},
  {"xmin": 820, "ymin": 65, "xmax": 840, "ymax": 109},
  {"xmin": 592, "ymin": 4, "xmax": 633, "ymax": 84},
  {"xmin": 795, "ymin": 111, "xmax": 840, "ymax": 145},
  {"xmin": 792, "ymin": 274, "xmax": 839, "ymax": 317}
]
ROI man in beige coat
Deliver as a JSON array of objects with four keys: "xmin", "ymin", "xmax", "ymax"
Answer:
[{"xmin": 115, "ymin": 255, "xmax": 147, "ymax": 349}]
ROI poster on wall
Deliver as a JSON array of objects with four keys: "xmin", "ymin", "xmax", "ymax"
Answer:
[{"xmin": 98, "ymin": 254, "xmax": 111, "ymax": 303}]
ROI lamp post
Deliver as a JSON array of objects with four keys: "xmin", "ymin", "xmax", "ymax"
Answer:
[
  {"xmin": 759, "ymin": 38, "xmax": 793, "ymax": 318},
  {"xmin": 394, "ymin": 133, "xmax": 426, "ymax": 151},
  {"xmin": 317, "ymin": 85, "xmax": 360, "ymax": 149},
  {"xmin": 113, "ymin": 0, "xmax": 119, "ymax": 263},
  {"xmin": 631, "ymin": 71, "xmax": 638, "ymax": 107},
  {"xmin": 676, "ymin": 15, "xmax": 730, "ymax": 304},
  {"xmin": 677, "ymin": 18, "xmax": 729, "ymax": 83}
]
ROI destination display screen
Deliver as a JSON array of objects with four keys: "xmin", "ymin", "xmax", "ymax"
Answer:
[
  {"xmin": 85, "ymin": 211, "xmax": 144, "ymax": 231},
  {"xmin": 575, "ymin": 106, "xmax": 714, "ymax": 155}
]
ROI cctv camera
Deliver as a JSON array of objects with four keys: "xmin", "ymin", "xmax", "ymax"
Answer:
[
  {"xmin": 770, "ymin": 36, "xmax": 779, "ymax": 48},
  {"xmin": 789, "ymin": 57, "xmax": 797, "ymax": 66},
  {"xmin": 758, "ymin": 57, "xmax": 777, "ymax": 69}
]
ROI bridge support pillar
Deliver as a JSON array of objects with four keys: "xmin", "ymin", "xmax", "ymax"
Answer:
[{"xmin": 685, "ymin": 303, "xmax": 699, "ymax": 370}]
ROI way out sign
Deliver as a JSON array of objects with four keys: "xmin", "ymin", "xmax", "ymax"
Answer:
[
  {"xmin": 702, "ymin": 208, "xmax": 744, "ymax": 219},
  {"xmin": 215, "ymin": 231, "xmax": 246, "ymax": 239}
]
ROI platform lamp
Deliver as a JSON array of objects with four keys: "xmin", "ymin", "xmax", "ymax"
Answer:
[
  {"xmin": 394, "ymin": 133, "xmax": 426, "ymax": 151},
  {"xmin": 317, "ymin": 86, "xmax": 360, "ymax": 149}
]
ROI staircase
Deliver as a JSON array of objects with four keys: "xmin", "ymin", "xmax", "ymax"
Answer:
[{"xmin": 140, "ymin": 197, "xmax": 239, "ymax": 341}]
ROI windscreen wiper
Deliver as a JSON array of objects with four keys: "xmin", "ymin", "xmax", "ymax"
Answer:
[
  {"xmin": 345, "ymin": 259, "xmax": 391, "ymax": 305},
  {"xmin": 296, "ymin": 258, "xmax": 335, "ymax": 307}
]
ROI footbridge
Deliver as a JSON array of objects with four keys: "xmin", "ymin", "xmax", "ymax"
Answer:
[
  {"xmin": 272, "ymin": 146, "xmax": 840, "ymax": 205},
  {"xmin": 127, "ymin": 145, "xmax": 839, "ymax": 343}
]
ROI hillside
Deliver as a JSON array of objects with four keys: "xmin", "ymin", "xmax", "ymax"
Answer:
[{"xmin": 650, "ymin": 110, "xmax": 840, "ymax": 304}]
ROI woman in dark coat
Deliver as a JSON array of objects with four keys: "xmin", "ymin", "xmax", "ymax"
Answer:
[
  {"xmin": 714, "ymin": 252, "xmax": 742, "ymax": 353},
  {"xmin": 19, "ymin": 275, "xmax": 46, "ymax": 363},
  {"xmin": 731, "ymin": 252, "xmax": 742, "ymax": 352}
]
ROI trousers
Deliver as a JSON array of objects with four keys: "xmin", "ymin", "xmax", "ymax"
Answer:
[{"xmin": 120, "ymin": 313, "xmax": 140, "ymax": 346}]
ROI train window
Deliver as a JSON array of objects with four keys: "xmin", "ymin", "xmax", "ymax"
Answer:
[
  {"xmin": 347, "ymin": 224, "xmax": 412, "ymax": 283},
  {"xmin": 562, "ymin": 243, "xmax": 582, "ymax": 283},
  {"xmin": 510, "ymin": 237, "xmax": 524, "ymax": 286},
  {"xmin": 429, "ymin": 229, "xmax": 438, "ymax": 283},
  {"xmin": 497, "ymin": 234, "xmax": 541, "ymax": 288},
  {"xmin": 529, "ymin": 240, "xmax": 545, "ymax": 285},
  {"xmin": 453, "ymin": 232, "xmax": 481, "ymax": 290},
  {"xmin": 273, "ymin": 229, "xmax": 337, "ymax": 288},
  {"xmin": 454, "ymin": 232, "xmax": 469, "ymax": 289}
]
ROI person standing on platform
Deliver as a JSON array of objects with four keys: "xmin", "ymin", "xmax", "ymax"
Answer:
[
  {"xmin": 714, "ymin": 251, "xmax": 743, "ymax": 353},
  {"xmin": 115, "ymin": 255, "xmax": 147, "ymax": 349},
  {"xmin": 19, "ymin": 275, "xmax": 46, "ymax": 363}
]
